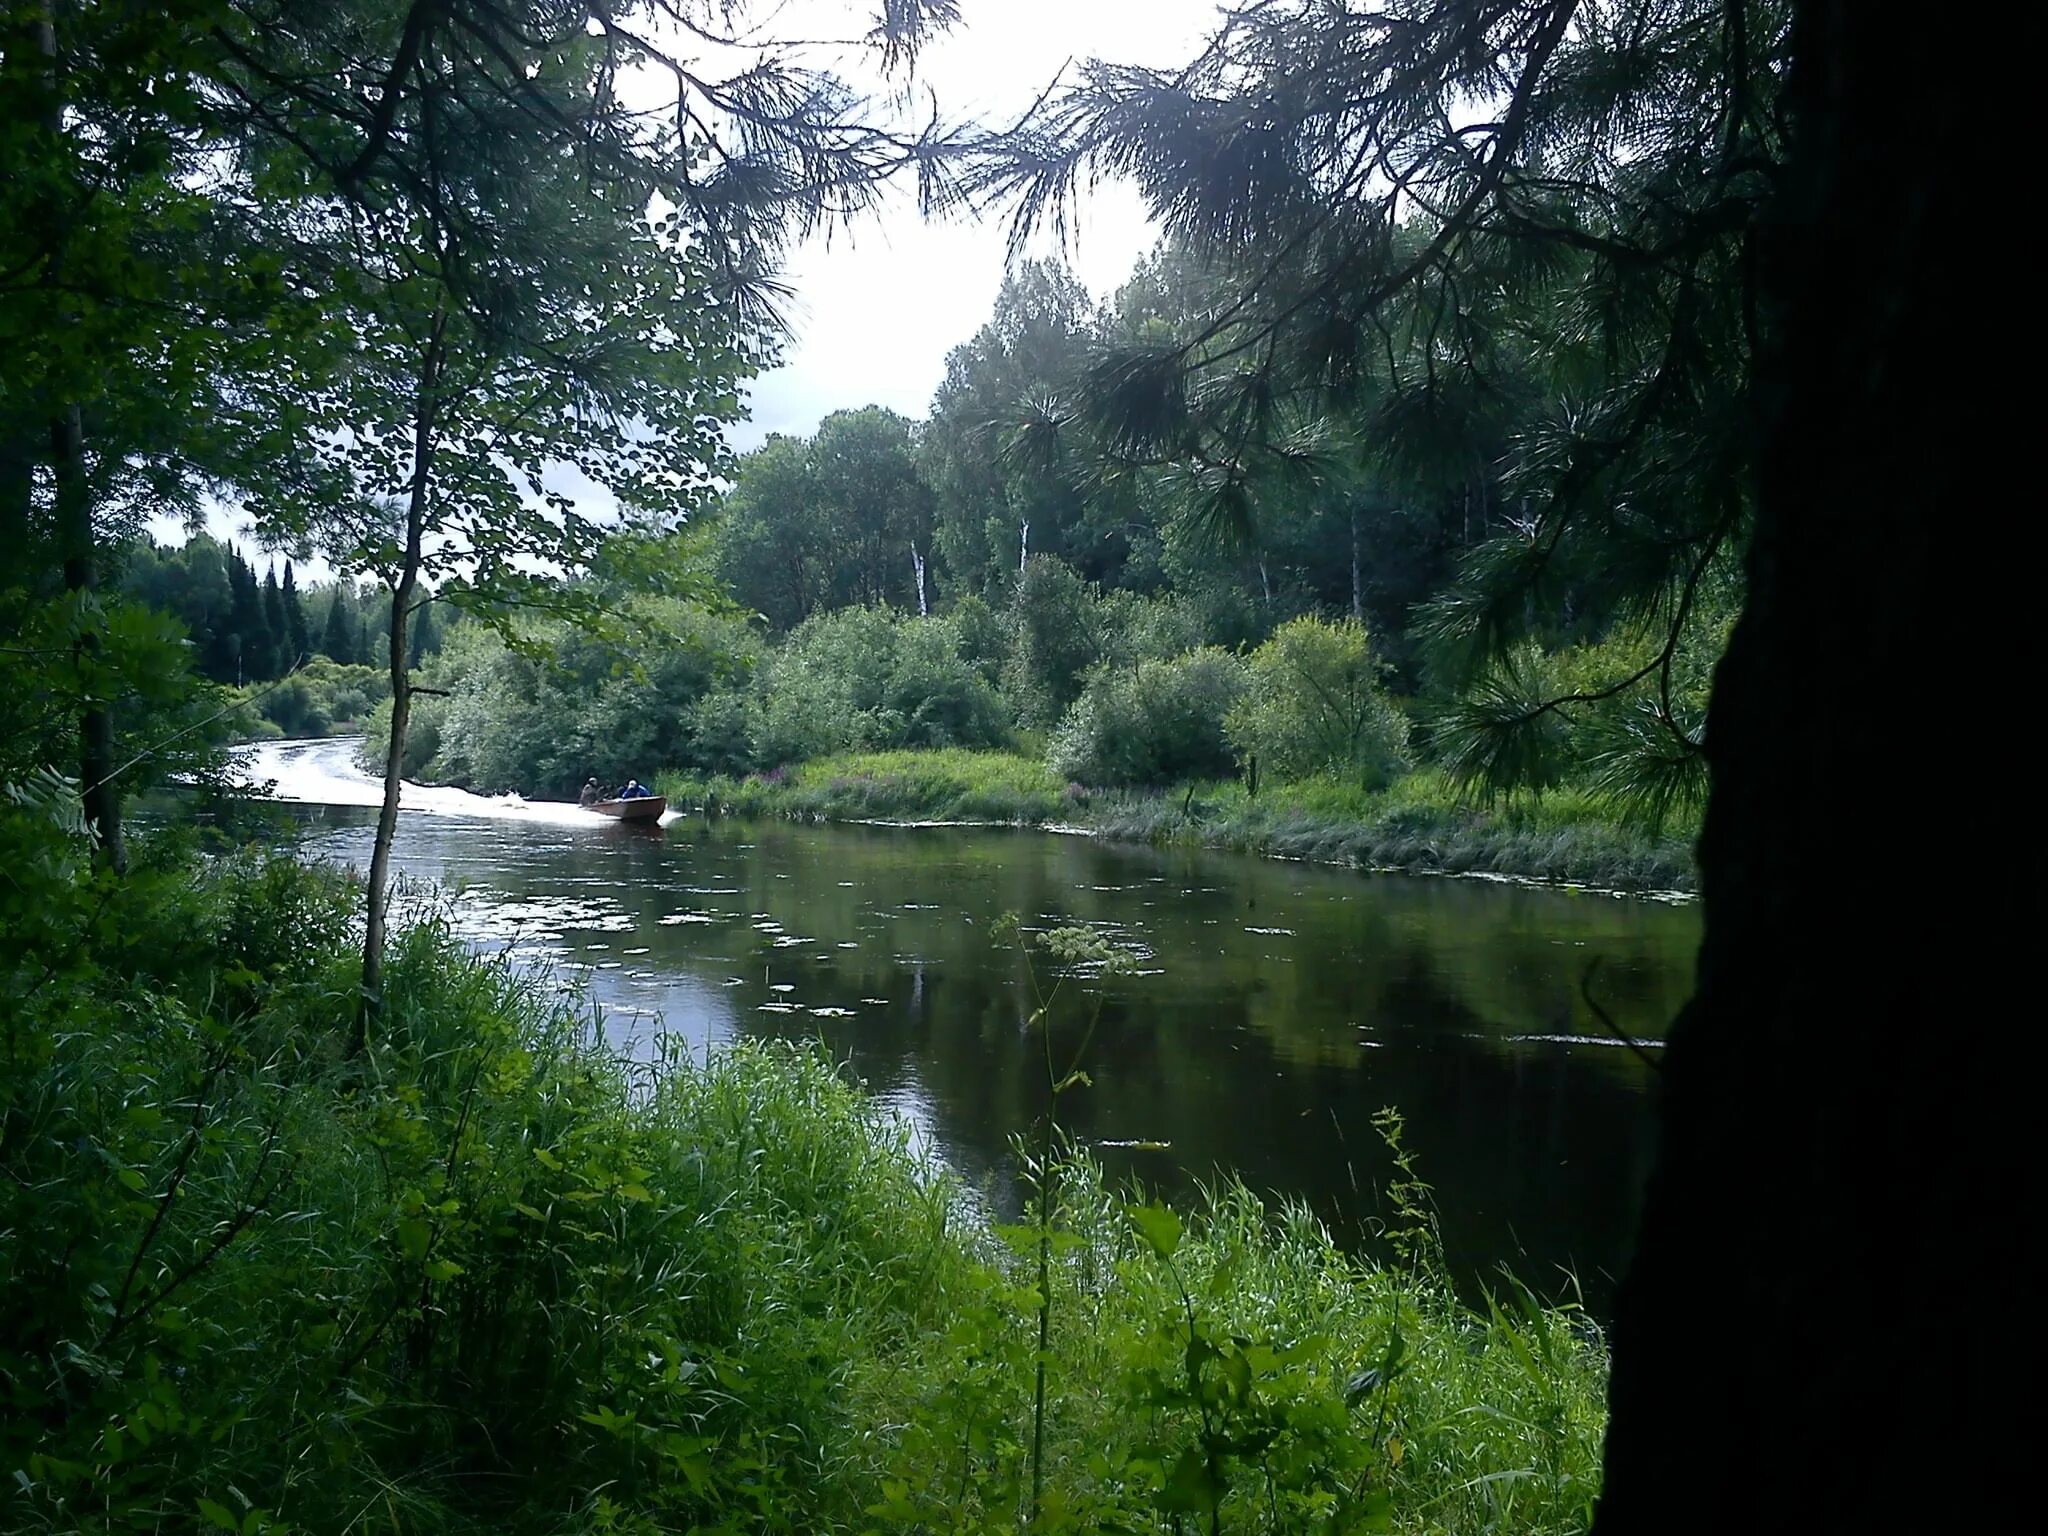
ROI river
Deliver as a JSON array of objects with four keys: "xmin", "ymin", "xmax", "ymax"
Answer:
[{"xmin": 247, "ymin": 737, "xmax": 1698, "ymax": 1314}]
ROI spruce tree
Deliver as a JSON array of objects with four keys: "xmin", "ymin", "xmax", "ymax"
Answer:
[
  {"xmin": 226, "ymin": 549, "xmax": 267, "ymax": 686},
  {"xmin": 319, "ymin": 587, "xmax": 354, "ymax": 664},
  {"xmin": 406, "ymin": 598, "xmax": 439, "ymax": 668},
  {"xmin": 260, "ymin": 565, "xmax": 287, "ymax": 679},
  {"xmin": 281, "ymin": 559, "xmax": 310, "ymax": 667}
]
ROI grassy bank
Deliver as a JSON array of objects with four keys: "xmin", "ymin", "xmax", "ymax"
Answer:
[
  {"xmin": 659, "ymin": 750, "xmax": 1697, "ymax": 893},
  {"xmin": 5, "ymin": 842, "xmax": 1609, "ymax": 1533}
]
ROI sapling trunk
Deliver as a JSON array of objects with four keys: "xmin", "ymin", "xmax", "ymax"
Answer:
[
  {"xmin": 357, "ymin": 316, "xmax": 444, "ymax": 1050},
  {"xmin": 1029, "ymin": 1106, "xmax": 1054, "ymax": 1525},
  {"xmin": 53, "ymin": 403, "xmax": 125, "ymax": 873}
]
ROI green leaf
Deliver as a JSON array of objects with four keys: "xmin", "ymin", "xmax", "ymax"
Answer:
[
  {"xmin": 1343, "ymin": 1490, "xmax": 1395, "ymax": 1532},
  {"xmin": 990, "ymin": 1222, "xmax": 1039, "ymax": 1254},
  {"xmin": 1126, "ymin": 1201, "xmax": 1182, "ymax": 1260},
  {"xmin": 197, "ymin": 1498, "xmax": 240, "ymax": 1532},
  {"xmin": 1160, "ymin": 1448, "xmax": 1223, "ymax": 1513},
  {"xmin": 395, "ymin": 1218, "xmax": 431, "ymax": 1262}
]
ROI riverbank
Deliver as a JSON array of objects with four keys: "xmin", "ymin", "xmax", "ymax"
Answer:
[
  {"xmin": 657, "ymin": 749, "xmax": 1698, "ymax": 894},
  {"xmin": 6, "ymin": 845, "xmax": 1610, "ymax": 1533}
]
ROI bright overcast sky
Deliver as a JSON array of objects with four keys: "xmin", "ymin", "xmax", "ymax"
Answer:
[
  {"xmin": 734, "ymin": 0, "xmax": 1219, "ymax": 447},
  {"xmin": 155, "ymin": 0, "xmax": 1220, "ymax": 568}
]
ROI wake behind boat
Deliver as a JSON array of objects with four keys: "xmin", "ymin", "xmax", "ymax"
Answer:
[{"xmin": 238, "ymin": 739, "xmax": 670, "ymax": 827}]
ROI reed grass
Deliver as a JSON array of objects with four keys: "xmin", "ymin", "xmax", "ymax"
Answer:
[{"xmin": 660, "ymin": 753, "xmax": 1697, "ymax": 892}]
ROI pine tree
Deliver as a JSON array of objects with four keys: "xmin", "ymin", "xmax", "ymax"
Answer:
[
  {"xmin": 281, "ymin": 559, "xmax": 310, "ymax": 667},
  {"xmin": 319, "ymin": 587, "xmax": 354, "ymax": 664},
  {"xmin": 982, "ymin": 0, "xmax": 1787, "ymax": 807}
]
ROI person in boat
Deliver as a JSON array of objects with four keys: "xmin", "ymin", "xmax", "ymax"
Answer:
[
  {"xmin": 579, "ymin": 778, "xmax": 601, "ymax": 807},
  {"xmin": 618, "ymin": 779, "xmax": 653, "ymax": 799}
]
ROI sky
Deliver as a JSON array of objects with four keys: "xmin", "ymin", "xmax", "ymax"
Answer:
[
  {"xmin": 731, "ymin": 0, "xmax": 1218, "ymax": 448},
  {"xmin": 152, "ymin": 0, "xmax": 1221, "ymax": 569}
]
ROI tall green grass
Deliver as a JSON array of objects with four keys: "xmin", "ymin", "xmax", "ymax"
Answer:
[
  {"xmin": 1092, "ymin": 770, "xmax": 1698, "ymax": 892},
  {"xmin": 661, "ymin": 752, "xmax": 1697, "ymax": 892},
  {"xmin": 868, "ymin": 1162, "xmax": 1609, "ymax": 1535},
  {"xmin": 4, "ymin": 846, "xmax": 1610, "ymax": 1532},
  {"xmin": 659, "ymin": 747, "xmax": 1070, "ymax": 826}
]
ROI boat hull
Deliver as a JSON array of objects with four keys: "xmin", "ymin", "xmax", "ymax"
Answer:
[{"xmin": 588, "ymin": 796, "xmax": 666, "ymax": 821}]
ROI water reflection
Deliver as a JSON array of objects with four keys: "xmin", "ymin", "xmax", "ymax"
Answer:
[
  {"xmin": 280, "ymin": 805, "xmax": 1693, "ymax": 1315},
  {"xmin": 261, "ymin": 740, "xmax": 1696, "ymax": 1314}
]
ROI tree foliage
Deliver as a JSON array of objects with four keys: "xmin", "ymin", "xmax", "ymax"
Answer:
[
  {"xmin": 755, "ymin": 605, "xmax": 1009, "ymax": 767},
  {"xmin": 976, "ymin": 0, "xmax": 1785, "ymax": 802},
  {"xmin": 1048, "ymin": 648, "xmax": 1249, "ymax": 789},
  {"xmin": 715, "ymin": 408, "xmax": 935, "ymax": 629},
  {"xmin": 1227, "ymin": 616, "xmax": 1409, "ymax": 788}
]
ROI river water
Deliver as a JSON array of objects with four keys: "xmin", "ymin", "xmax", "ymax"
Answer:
[{"xmin": 248, "ymin": 737, "xmax": 1697, "ymax": 1313}]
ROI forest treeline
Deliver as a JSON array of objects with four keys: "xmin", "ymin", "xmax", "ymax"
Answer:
[
  {"xmin": 319, "ymin": 253, "xmax": 1729, "ymax": 888},
  {"xmin": 124, "ymin": 254, "xmax": 1731, "ymax": 845}
]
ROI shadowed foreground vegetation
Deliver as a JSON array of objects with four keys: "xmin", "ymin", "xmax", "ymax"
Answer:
[
  {"xmin": 3, "ymin": 844, "xmax": 1607, "ymax": 1533},
  {"xmin": 659, "ymin": 749, "xmax": 1697, "ymax": 894}
]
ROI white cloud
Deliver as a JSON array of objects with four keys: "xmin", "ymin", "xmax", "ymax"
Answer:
[{"xmin": 733, "ymin": 0, "xmax": 1216, "ymax": 447}]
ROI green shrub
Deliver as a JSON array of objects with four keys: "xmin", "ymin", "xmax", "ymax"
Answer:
[
  {"xmin": 362, "ymin": 602, "xmax": 762, "ymax": 796},
  {"xmin": 948, "ymin": 590, "xmax": 1009, "ymax": 682},
  {"xmin": 1226, "ymin": 615, "xmax": 1410, "ymax": 788},
  {"xmin": 872, "ymin": 1160, "xmax": 1608, "ymax": 1536},
  {"xmin": 1098, "ymin": 587, "xmax": 1210, "ymax": 668},
  {"xmin": 1049, "ymin": 647, "xmax": 1248, "ymax": 787},
  {"xmin": 755, "ymin": 606, "xmax": 1009, "ymax": 767},
  {"xmin": 359, "ymin": 688, "xmax": 447, "ymax": 779},
  {"xmin": 232, "ymin": 658, "xmax": 390, "ymax": 741},
  {"xmin": 0, "ymin": 835, "xmax": 966, "ymax": 1533},
  {"xmin": 1005, "ymin": 555, "xmax": 1103, "ymax": 728}
]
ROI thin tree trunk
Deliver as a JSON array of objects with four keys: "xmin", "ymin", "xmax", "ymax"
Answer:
[
  {"xmin": 32, "ymin": 6, "xmax": 121, "ymax": 870},
  {"xmin": 1592, "ymin": 5, "xmax": 2012, "ymax": 1529},
  {"xmin": 1349, "ymin": 504, "xmax": 1363, "ymax": 621},
  {"xmin": 357, "ymin": 319, "xmax": 444, "ymax": 1047},
  {"xmin": 53, "ymin": 405, "xmax": 124, "ymax": 872}
]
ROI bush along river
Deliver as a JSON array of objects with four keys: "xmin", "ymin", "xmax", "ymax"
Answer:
[{"xmin": 247, "ymin": 737, "xmax": 1698, "ymax": 1316}]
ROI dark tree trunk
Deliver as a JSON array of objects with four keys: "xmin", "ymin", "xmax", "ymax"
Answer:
[
  {"xmin": 1594, "ymin": 5, "xmax": 2010, "ymax": 1530},
  {"xmin": 359, "ymin": 558, "xmax": 416, "ymax": 1044},
  {"xmin": 0, "ymin": 435, "xmax": 32, "ymax": 578},
  {"xmin": 27, "ymin": 5, "xmax": 121, "ymax": 870}
]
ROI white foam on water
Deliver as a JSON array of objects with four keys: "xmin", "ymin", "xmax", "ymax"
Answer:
[
  {"xmin": 1507, "ymin": 1032, "xmax": 1668, "ymax": 1049},
  {"xmin": 234, "ymin": 736, "xmax": 671, "ymax": 827}
]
